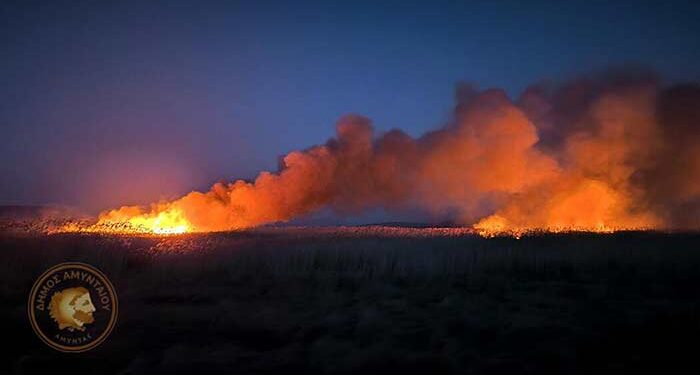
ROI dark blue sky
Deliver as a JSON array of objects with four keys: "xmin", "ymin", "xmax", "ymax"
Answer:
[{"xmin": 2, "ymin": 0, "xmax": 699, "ymax": 212}]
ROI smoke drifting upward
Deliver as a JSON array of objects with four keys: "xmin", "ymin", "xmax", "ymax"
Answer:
[{"xmin": 88, "ymin": 69, "xmax": 700, "ymax": 235}]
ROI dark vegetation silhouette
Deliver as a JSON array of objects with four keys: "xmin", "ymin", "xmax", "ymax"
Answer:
[{"xmin": 3, "ymin": 229, "xmax": 700, "ymax": 374}]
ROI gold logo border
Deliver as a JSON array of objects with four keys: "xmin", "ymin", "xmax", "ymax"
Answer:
[{"xmin": 28, "ymin": 262, "xmax": 118, "ymax": 353}]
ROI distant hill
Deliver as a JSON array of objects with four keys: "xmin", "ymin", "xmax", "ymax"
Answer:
[{"xmin": 359, "ymin": 221, "xmax": 461, "ymax": 228}]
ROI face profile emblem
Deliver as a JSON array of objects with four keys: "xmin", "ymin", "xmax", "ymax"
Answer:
[
  {"xmin": 49, "ymin": 287, "xmax": 97, "ymax": 331},
  {"xmin": 28, "ymin": 263, "xmax": 118, "ymax": 352}
]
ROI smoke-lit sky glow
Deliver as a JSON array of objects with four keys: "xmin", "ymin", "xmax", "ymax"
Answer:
[{"xmin": 2, "ymin": 0, "xmax": 700, "ymax": 225}]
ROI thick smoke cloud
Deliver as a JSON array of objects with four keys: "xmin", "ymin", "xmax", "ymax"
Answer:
[
  {"xmin": 97, "ymin": 69, "xmax": 700, "ymax": 233},
  {"xmin": 645, "ymin": 84, "xmax": 700, "ymax": 228}
]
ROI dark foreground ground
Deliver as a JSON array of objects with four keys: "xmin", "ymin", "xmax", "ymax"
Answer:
[{"xmin": 2, "ymin": 227, "xmax": 700, "ymax": 374}]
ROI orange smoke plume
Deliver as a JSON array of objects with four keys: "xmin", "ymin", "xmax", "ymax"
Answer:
[{"xmin": 69, "ymin": 69, "xmax": 700, "ymax": 236}]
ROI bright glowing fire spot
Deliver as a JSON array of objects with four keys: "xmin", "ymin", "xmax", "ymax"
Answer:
[
  {"xmin": 126, "ymin": 209, "xmax": 191, "ymax": 235},
  {"xmin": 57, "ymin": 207, "xmax": 193, "ymax": 235},
  {"xmin": 473, "ymin": 215, "xmax": 617, "ymax": 238},
  {"xmin": 473, "ymin": 215, "xmax": 521, "ymax": 238}
]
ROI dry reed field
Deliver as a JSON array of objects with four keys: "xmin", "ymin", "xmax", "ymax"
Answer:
[{"xmin": 3, "ymin": 227, "xmax": 700, "ymax": 374}]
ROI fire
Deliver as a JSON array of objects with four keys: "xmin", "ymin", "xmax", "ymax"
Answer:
[
  {"xmin": 55, "ymin": 71, "xmax": 700, "ymax": 237},
  {"xmin": 473, "ymin": 179, "xmax": 657, "ymax": 237},
  {"xmin": 60, "ymin": 206, "xmax": 192, "ymax": 235},
  {"xmin": 129, "ymin": 209, "xmax": 191, "ymax": 234}
]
